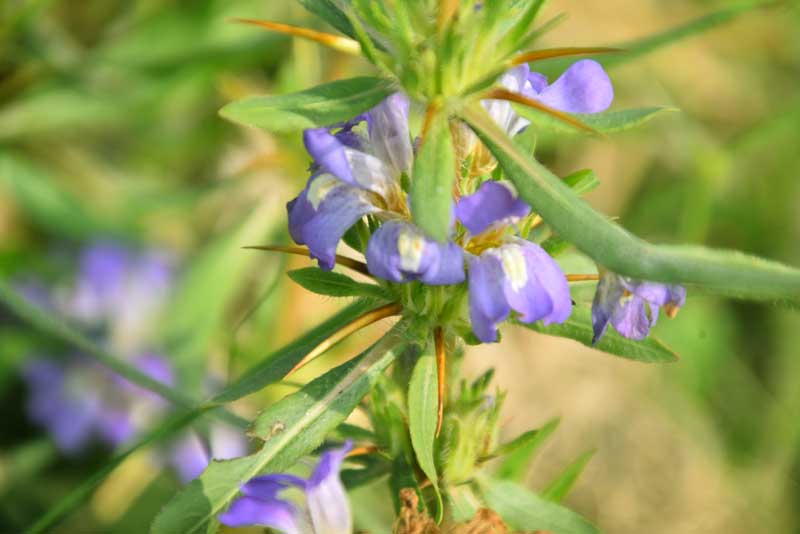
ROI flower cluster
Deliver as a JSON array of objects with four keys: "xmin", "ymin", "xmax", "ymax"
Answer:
[
  {"xmin": 21, "ymin": 243, "xmax": 245, "ymax": 480},
  {"xmin": 23, "ymin": 243, "xmax": 174, "ymax": 453},
  {"xmin": 288, "ymin": 59, "xmax": 684, "ymax": 345}
]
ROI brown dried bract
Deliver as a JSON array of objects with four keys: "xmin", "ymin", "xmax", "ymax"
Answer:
[
  {"xmin": 393, "ymin": 489, "xmax": 439, "ymax": 534},
  {"xmin": 393, "ymin": 488, "xmax": 508, "ymax": 534}
]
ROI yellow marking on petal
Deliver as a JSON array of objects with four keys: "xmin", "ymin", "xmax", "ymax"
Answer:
[
  {"xmin": 512, "ymin": 47, "xmax": 622, "ymax": 65},
  {"xmin": 231, "ymin": 18, "xmax": 362, "ymax": 55},
  {"xmin": 306, "ymin": 174, "xmax": 341, "ymax": 210},
  {"xmin": 398, "ymin": 229, "xmax": 426, "ymax": 272},
  {"xmin": 244, "ymin": 245, "xmax": 370, "ymax": 276},
  {"xmin": 287, "ymin": 302, "xmax": 403, "ymax": 376},
  {"xmin": 484, "ymin": 88, "xmax": 599, "ymax": 135}
]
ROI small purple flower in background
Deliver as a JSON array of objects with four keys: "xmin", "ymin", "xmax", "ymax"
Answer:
[
  {"xmin": 591, "ymin": 271, "xmax": 686, "ymax": 344},
  {"xmin": 22, "ymin": 242, "xmax": 175, "ymax": 454},
  {"xmin": 24, "ymin": 354, "xmax": 172, "ymax": 453},
  {"xmin": 219, "ymin": 442, "xmax": 352, "ymax": 533},
  {"xmin": 171, "ymin": 424, "xmax": 249, "ymax": 484}
]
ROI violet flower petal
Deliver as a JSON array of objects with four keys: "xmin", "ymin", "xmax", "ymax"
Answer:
[
  {"xmin": 288, "ymin": 174, "xmax": 379, "ymax": 270},
  {"xmin": 366, "ymin": 220, "xmax": 465, "ymax": 285},
  {"xmin": 307, "ymin": 441, "xmax": 353, "ymax": 534},
  {"xmin": 368, "ymin": 93, "xmax": 413, "ymax": 174},
  {"xmin": 467, "ymin": 253, "xmax": 511, "ymax": 343},
  {"xmin": 455, "ymin": 181, "xmax": 530, "ymax": 235},
  {"xmin": 218, "ymin": 496, "xmax": 301, "ymax": 533},
  {"xmin": 533, "ymin": 60, "xmax": 614, "ymax": 114}
]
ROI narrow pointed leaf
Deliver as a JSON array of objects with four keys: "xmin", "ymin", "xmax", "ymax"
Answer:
[
  {"xmin": 563, "ymin": 169, "xmax": 600, "ymax": 195},
  {"xmin": 298, "ymin": 0, "xmax": 357, "ymax": 40},
  {"xmin": 220, "ymin": 77, "xmax": 395, "ymax": 133},
  {"xmin": 407, "ymin": 347, "xmax": 443, "ymax": 520},
  {"xmin": 514, "ymin": 106, "xmax": 675, "ymax": 135},
  {"xmin": 213, "ymin": 299, "xmax": 378, "ymax": 403},
  {"xmin": 496, "ymin": 418, "xmax": 560, "ymax": 482},
  {"xmin": 480, "ymin": 476, "xmax": 599, "ymax": 534},
  {"xmin": 161, "ymin": 203, "xmax": 280, "ymax": 369},
  {"xmin": 411, "ymin": 113, "xmax": 457, "ymax": 241},
  {"xmin": 541, "ymin": 450, "xmax": 595, "ymax": 502},
  {"xmin": 0, "ymin": 154, "xmax": 114, "ymax": 238},
  {"xmin": 462, "ymin": 104, "xmax": 800, "ymax": 302},
  {"xmin": 519, "ymin": 306, "xmax": 679, "ymax": 363},
  {"xmin": 288, "ymin": 267, "xmax": 391, "ymax": 299},
  {"xmin": 152, "ymin": 333, "xmax": 403, "ymax": 534}
]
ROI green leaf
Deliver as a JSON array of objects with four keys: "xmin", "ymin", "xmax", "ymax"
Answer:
[
  {"xmin": 447, "ymin": 484, "xmax": 482, "ymax": 523},
  {"xmin": 161, "ymin": 203, "xmax": 281, "ymax": 372},
  {"xmin": 0, "ymin": 154, "xmax": 114, "ymax": 238},
  {"xmin": 288, "ymin": 267, "xmax": 390, "ymax": 299},
  {"xmin": 462, "ymin": 104, "xmax": 800, "ymax": 302},
  {"xmin": 514, "ymin": 105, "xmax": 675, "ymax": 135},
  {"xmin": 500, "ymin": 0, "xmax": 548, "ymax": 54},
  {"xmin": 299, "ymin": 0, "xmax": 357, "ymax": 39},
  {"xmin": 521, "ymin": 306, "xmax": 679, "ymax": 363},
  {"xmin": 411, "ymin": 113, "xmax": 457, "ymax": 242},
  {"xmin": 563, "ymin": 169, "xmax": 600, "ymax": 196},
  {"xmin": 542, "ymin": 450, "xmax": 595, "ymax": 503},
  {"xmin": 480, "ymin": 476, "xmax": 600, "ymax": 534},
  {"xmin": 408, "ymin": 349, "xmax": 439, "ymax": 487},
  {"xmin": 407, "ymin": 347, "xmax": 443, "ymax": 520},
  {"xmin": 496, "ymin": 417, "xmax": 560, "ymax": 482},
  {"xmin": 220, "ymin": 77, "xmax": 395, "ymax": 133},
  {"xmin": 212, "ymin": 299, "xmax": 378, "ymax": 403},
  {"xmin": 24, "ymin": 409, "xmax": 206, "ymax": 534},
  {"xmin": 152, "ymin": 333, "xmax": 403, "ymax": 534}
]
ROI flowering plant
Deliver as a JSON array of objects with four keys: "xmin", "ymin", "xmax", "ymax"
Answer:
[{"xmin": 1, "ymin": 1, "xmax": 798, "ymax": 533}]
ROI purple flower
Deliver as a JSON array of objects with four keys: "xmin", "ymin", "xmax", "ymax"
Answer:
[
  {"xmin": 467, "ymin": 240, "xmax": 571, "ymax": 343},
  {"xmin": 22, "ymin": 243, "xmax": 175, "ymax": 454},
  {"xmin": 171, "ymin": 424, "xmax": 249, "ymax": 483},
  {"xmin": 525, "ymin": 60, "xmax": 614, "ymax": 114},
  {"xmin": 23, "ymin": 353, "xmax": 173, "ymax": 454},
  {"xmin": 591, "ymin": 271, "xmax": 686, "ymax": 344},
  {"xmin": 456, "ymin": 181, "xmax": 530, "ymax": 236},
  {"xmin": 366, "ymin": 220, "xmax": 465, "ymax": 285},
  {"xmin": 288, "ymin": 93, "xmax": 414, "ymax": 271},
  {"xmin": 67, "ymin": 243, "xmax": 173, "ymax": 351},
  {"xmin": 219, "ymin": 442, "xmax": 353, "ymax": 533},
  {"xmin": 288, "ymin": 174, "xmax": 381, "ymax": 270},
  {"xmin": 484, "ymin": 60, "xmax": 614, "ymax": 138}
]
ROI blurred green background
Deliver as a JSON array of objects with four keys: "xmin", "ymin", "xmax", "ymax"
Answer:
[{"xmin": 1, "ymin": 1, "xmax": 798, "ymax": 533}]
